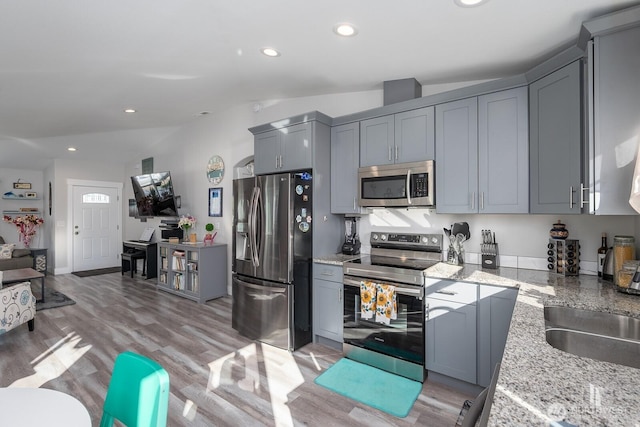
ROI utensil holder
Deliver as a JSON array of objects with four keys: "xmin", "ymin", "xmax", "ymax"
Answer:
[{"xmin": 481, "ymin": 243, "xmax": 499, "ymax": 269}]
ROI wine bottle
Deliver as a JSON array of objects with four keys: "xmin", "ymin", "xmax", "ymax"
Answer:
[{"xmin": 597, "ymin": 232, "xmax": 608, "ymax": 277}]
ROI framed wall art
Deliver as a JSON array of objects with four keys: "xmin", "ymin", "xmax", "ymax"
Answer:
[{"xmin": 209, "ymin": 187, "xmax": 223, "ymax": 217}]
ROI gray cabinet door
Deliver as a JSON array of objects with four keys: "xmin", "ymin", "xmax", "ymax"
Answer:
[
  {"xmin": 478, "ymin": 87, "xmax": 529, "ymax": 213},
  {"xmin": 591, "ymin": 26, "xmax": 640, "ymax": 215},
  {"xmin": 254, "ymin": 131, "xmax": 281, "ymax": 175},
  {"xmin": 426, "ymin": 297, "xmax": 477, "ymax": 383},
  {"xmin": 529, "ymin": 60, "xmax": 583, "ymax": 214},
  {"xmin": 331, "ymin": 122, "xmax": 366, "ymax": 214},
  {"xmin": 477, "ymin": 285, "xmax": 517, "ymax": 387},
  {"xmin": 435, "ymin": 97, "xmax": 478, "ymax": 213},
  {"xmin": 312, "ymin": 263, "xmax": 343, "ymax": 343},
  {"xmin": 395, "ymin": 106, "xmax": 435, "ymax": 163},
  {"xmin": 360, "ymin": 115, "xmax": 394, "ymax": 166},
  {"xmin": 281, "ymin": 122, "xmax": 313, "ymax": 172}
]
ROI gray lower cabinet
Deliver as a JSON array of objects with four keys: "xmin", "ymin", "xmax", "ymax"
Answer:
[
  {"xmin": 157, "ymin": 242, "xmax": 228, "ymax": 304},
  {"xmin": 589, "ymin": 25, "xmax": 640, "ymax": 215},
  {"xmin": 425, "ymin": 279, "xmax": 477, "ymax": 384},
  {"xmin": 476, "ymin": 285, "xmax": 517, "ymax": 387},
  {"xmin": 312, "ymin": 263, "xmax": 343, "ymax": 343},
  {"xmin": 253, "ymin": 122, "xmax": 313, "ymax": 175},
  {"xmin": 359, "ymin": 107, "xmax": 435, "ymax": 167},
  {"xmin": 529, "ymin": 60, "xmax": 584, "ymax": 214},
  {"xmin": 331, "ymin": 122, "xmax": 368, "ymax": 214}
]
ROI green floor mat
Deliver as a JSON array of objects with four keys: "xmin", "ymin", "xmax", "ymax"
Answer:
[{"xmin": 314, "ymin": 358, "xmax": 423, "ymax": 418}]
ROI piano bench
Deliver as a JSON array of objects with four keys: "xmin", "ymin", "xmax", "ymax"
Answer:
[{"xmin": 121, "ymin": 251, "xmax": 146, "ymax": 278}]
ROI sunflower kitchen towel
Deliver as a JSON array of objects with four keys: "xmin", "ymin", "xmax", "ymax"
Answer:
[
  {"xmin": 360, "ymin": 281, "xmax": 377, "ymax": 319},
  {"xmin": 375, "ymin": 284, "xmax": 397, "ymax": 325}
]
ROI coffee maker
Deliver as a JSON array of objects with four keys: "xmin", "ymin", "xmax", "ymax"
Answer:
[{"xmin": 342, "ymin": 217, "xmax": 361, "ymax": 255}]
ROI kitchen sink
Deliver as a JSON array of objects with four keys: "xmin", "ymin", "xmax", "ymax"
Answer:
[{"xmin": 544, "ymin": 306, "xmax": 640, "ymax": 369}]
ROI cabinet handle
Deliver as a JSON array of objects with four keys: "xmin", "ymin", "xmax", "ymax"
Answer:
[
  {"xmin": 480, "ymin": 192, "xmax": 484, "ymax": 211},
  {"xmin": 275, "ymin": 156, "xmax": 279, "ymax": 169},
  {"xmin": 388, "ymin": 146, "xmax": 392, "ymax": 162},
  {"xmin": 580, "ymin": 183, "xmax": 589, "ymax": 209},
  {"xmin": 339, "ymin": 288, "xmax": 342, "ymax": 302},
  {"xmin": 569, "ymin": 186, "xmax": 574, "ymax": 209},
  {"xmin": 353, "ymin": 197, "xmax": 357, "ymax": 211},
  {"xmin": 395, "ymin": 145, "xmax": 399, "ymax": 160},
  {"xmin": 471, "ymin": 192, "xmax": 475, "ymax": 210},
  {"xmin": 436, "ymin": 290, "xmax": 457, "ymax": 295}
]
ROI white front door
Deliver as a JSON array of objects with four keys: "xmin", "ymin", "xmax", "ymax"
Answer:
[{"xmin": 72, "ymin": 185, "xmax": 120, "ymax": 272}]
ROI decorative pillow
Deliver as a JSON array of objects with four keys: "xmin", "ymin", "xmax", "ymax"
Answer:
[
  {"xmin": 12, "ymin": 248, "xmax": 31, "ymax": 258},
  {"xmin": 0, "ymin": 243, "xmax": 15, "ymax": 259}
]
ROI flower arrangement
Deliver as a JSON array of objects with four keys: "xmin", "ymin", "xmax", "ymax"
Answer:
[
  {"xmin": 3, "ymin": 214, "xmax": 44, "ymax": 248},
  {"xmin": 178, "ymin": 214, "xmax": 196, "ymax": 232}
]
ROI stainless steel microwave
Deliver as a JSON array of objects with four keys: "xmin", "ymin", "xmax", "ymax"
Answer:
[{"xmin": 358, "ymin": 160, "xmax": 435, "ymax": 207}]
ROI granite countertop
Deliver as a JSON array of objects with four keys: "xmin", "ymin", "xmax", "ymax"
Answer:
[
  {"xmin": 313, "ymin": 253, "xmax": 361, "ymax": 265},
  {"xmin": 428, "ymin": 263, "xmax": 640, "ymax": 426},
  {"xmin": 313, "ymin": 257, "xmax": 640, "ymax": 424}
]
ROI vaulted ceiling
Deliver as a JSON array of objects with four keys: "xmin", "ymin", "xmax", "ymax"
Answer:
[{"xmin": 1, "ymin": 0, "xmax": 638, "ymax": 169}]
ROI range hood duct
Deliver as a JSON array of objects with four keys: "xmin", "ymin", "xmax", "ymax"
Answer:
[{"xmin": 383, "ymin": 78, "xmax": 422, "ymax": 106}]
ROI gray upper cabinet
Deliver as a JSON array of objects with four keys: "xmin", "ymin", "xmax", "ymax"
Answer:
[
  {"xmin": 331, "ymin": 122, "xmax": 368, "ymax": 214},
  {"xmin": 436, "ymin": 89, "xmax": 528, "ymax": 214},
  {"xmin": 360, "ymin": 115, "xmax": 395, "ymax": 166},
  {"xmin": 435, "ymin": 97, "xmax": 479, "ymax": 213},
  {"xmin": 529, "ymin": 60, "xmax": 584, "ymax": 214},
  {"xmin": 588, "ymin": 25, "xmax": 640, "ymax": 215},
  {"xmin": 478, "ymin": 87, "xmax": 529, "ymax": 213},
  {"xmin": 360, "ymin": 107, "xmax": 434, "ymax": 167},
  {"xmin": 253, "ymin": 122, "xmax": 313, "ymax": 175},
  {"xmin": 394, "ymin": 107, "xmax": 435, "ymax": 162}
]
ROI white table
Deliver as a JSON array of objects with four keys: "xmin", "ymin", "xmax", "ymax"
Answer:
[{"xmin": 0, "ymin": 387, "xmax": 91, "ymax": 426}]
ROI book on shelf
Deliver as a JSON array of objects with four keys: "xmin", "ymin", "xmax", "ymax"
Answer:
[{"xmin": 173, "ymin": 272, "xmax": 183, "ymax": 290}]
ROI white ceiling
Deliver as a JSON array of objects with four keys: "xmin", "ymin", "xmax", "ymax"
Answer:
[{"xmin": 1, "ymin": 0, "xmax": 638, "ymax": 170}]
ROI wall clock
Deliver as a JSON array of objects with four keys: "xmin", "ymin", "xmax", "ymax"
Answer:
[{"xmin": 207, "ymin": 155, "xmax": 225, "ymax": 184}]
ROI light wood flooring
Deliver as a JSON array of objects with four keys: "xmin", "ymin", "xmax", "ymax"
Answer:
[{"xmin": 0, "ymin": 272, "xmax": 473, "ymax": 426}]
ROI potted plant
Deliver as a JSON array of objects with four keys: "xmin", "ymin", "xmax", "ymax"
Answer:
[{"xmin": 204, "ymin": 223, "xmax": 216, "ymax": 245}]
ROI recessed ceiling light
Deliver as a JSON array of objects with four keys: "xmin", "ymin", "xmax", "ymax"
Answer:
[
  {"xmin": 124, "ymin": 108, "xmax": 136, "ymax": 113},
  {"xmin": 67, "ymin": 147, "xmax": 77, "ymax": 152},
  {"xmin": 334, "ymin": 23, "xmax": 358, "ymax": 37},
  {"xmin": 261, "ymin": 48, "xmax": 280, "ymax": 57},
  {"xmin": 454, "ymin": 0, "xmax": 488, "ymax": 7}
]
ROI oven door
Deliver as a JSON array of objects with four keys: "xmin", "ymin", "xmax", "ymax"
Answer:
[{"xmin": 342, "ymin": 275, "xmax": 424, "ymax": 366}]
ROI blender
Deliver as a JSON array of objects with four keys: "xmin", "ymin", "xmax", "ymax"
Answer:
[{"xmin": 342, "ymin": 218, "xmax": 361, "ymax": 255}]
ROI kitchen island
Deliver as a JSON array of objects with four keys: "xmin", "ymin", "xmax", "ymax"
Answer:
[{"xmin": 424, "ymin": 263, "xmax": 640, "ymax": 426}]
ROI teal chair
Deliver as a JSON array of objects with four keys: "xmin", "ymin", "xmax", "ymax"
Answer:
[{"xmin": 100, "ymin": 351, "xmax": 170, "ymax": 427}]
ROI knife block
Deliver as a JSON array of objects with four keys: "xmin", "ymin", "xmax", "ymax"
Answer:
[{"xmin": 481, "ymin": 244, "xmax": 499, "ymax": 269}]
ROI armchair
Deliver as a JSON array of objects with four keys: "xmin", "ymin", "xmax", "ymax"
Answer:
[{"xmin": 0, "ymin": 280, "xmax": 36, "ymax": 335}]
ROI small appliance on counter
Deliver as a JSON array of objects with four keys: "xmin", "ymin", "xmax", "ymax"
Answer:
[
  {"xmin": 341, "ymin": 217, "xmax": 361, "ymax": 255},
  {"xmin": 481, "ymin": 229, "xmax": 499, "ymax": 269}
]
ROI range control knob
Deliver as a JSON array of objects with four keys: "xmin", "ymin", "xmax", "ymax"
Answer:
[
  {"xmin": 431, "ymin": 237, "xmax": 439, "ymax": 245},
  {"xmin": 372, "ymin": 233, "xmax": 379, "ymax": 241},
  {"xmin": 380, "ymin": 234, "xmax": 387, "ymax": 241},
  {"xmin": 421, "ymin": 236, "xmax": 429, "ymax": 244}
]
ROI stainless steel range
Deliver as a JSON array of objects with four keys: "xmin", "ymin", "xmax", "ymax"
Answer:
[{"xmin": 342, "ymin": 232, "xmax": 443, "ymax": 382}]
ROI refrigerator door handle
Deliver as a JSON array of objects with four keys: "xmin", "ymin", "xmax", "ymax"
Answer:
[{"xmin": 249, "ymin": 186, "xmax": 260, "ymax": 267}]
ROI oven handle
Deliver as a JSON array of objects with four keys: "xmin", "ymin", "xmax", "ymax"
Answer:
[{"xmin": 343, "ymin": 276, "xmax": 423, "ymax": 298}]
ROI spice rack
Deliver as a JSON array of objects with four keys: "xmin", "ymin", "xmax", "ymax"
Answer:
[{"xmin": 547, "ymin": 239, "xmax": 580, "ymax": 276}]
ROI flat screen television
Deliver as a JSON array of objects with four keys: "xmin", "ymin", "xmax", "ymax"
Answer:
[{"xmin": 131, "ymin": 171, "xmax": 179, "ymax": 217}]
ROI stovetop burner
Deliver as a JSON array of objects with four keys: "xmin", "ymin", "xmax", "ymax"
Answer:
[{"xmin": 343, "ymin": 232, "xmax": 443, "ymax": 286}]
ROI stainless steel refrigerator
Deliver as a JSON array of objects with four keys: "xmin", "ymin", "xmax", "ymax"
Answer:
[{"xmin": 232, "ymin": 171, "xmax": 313, "ymax": 351}]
